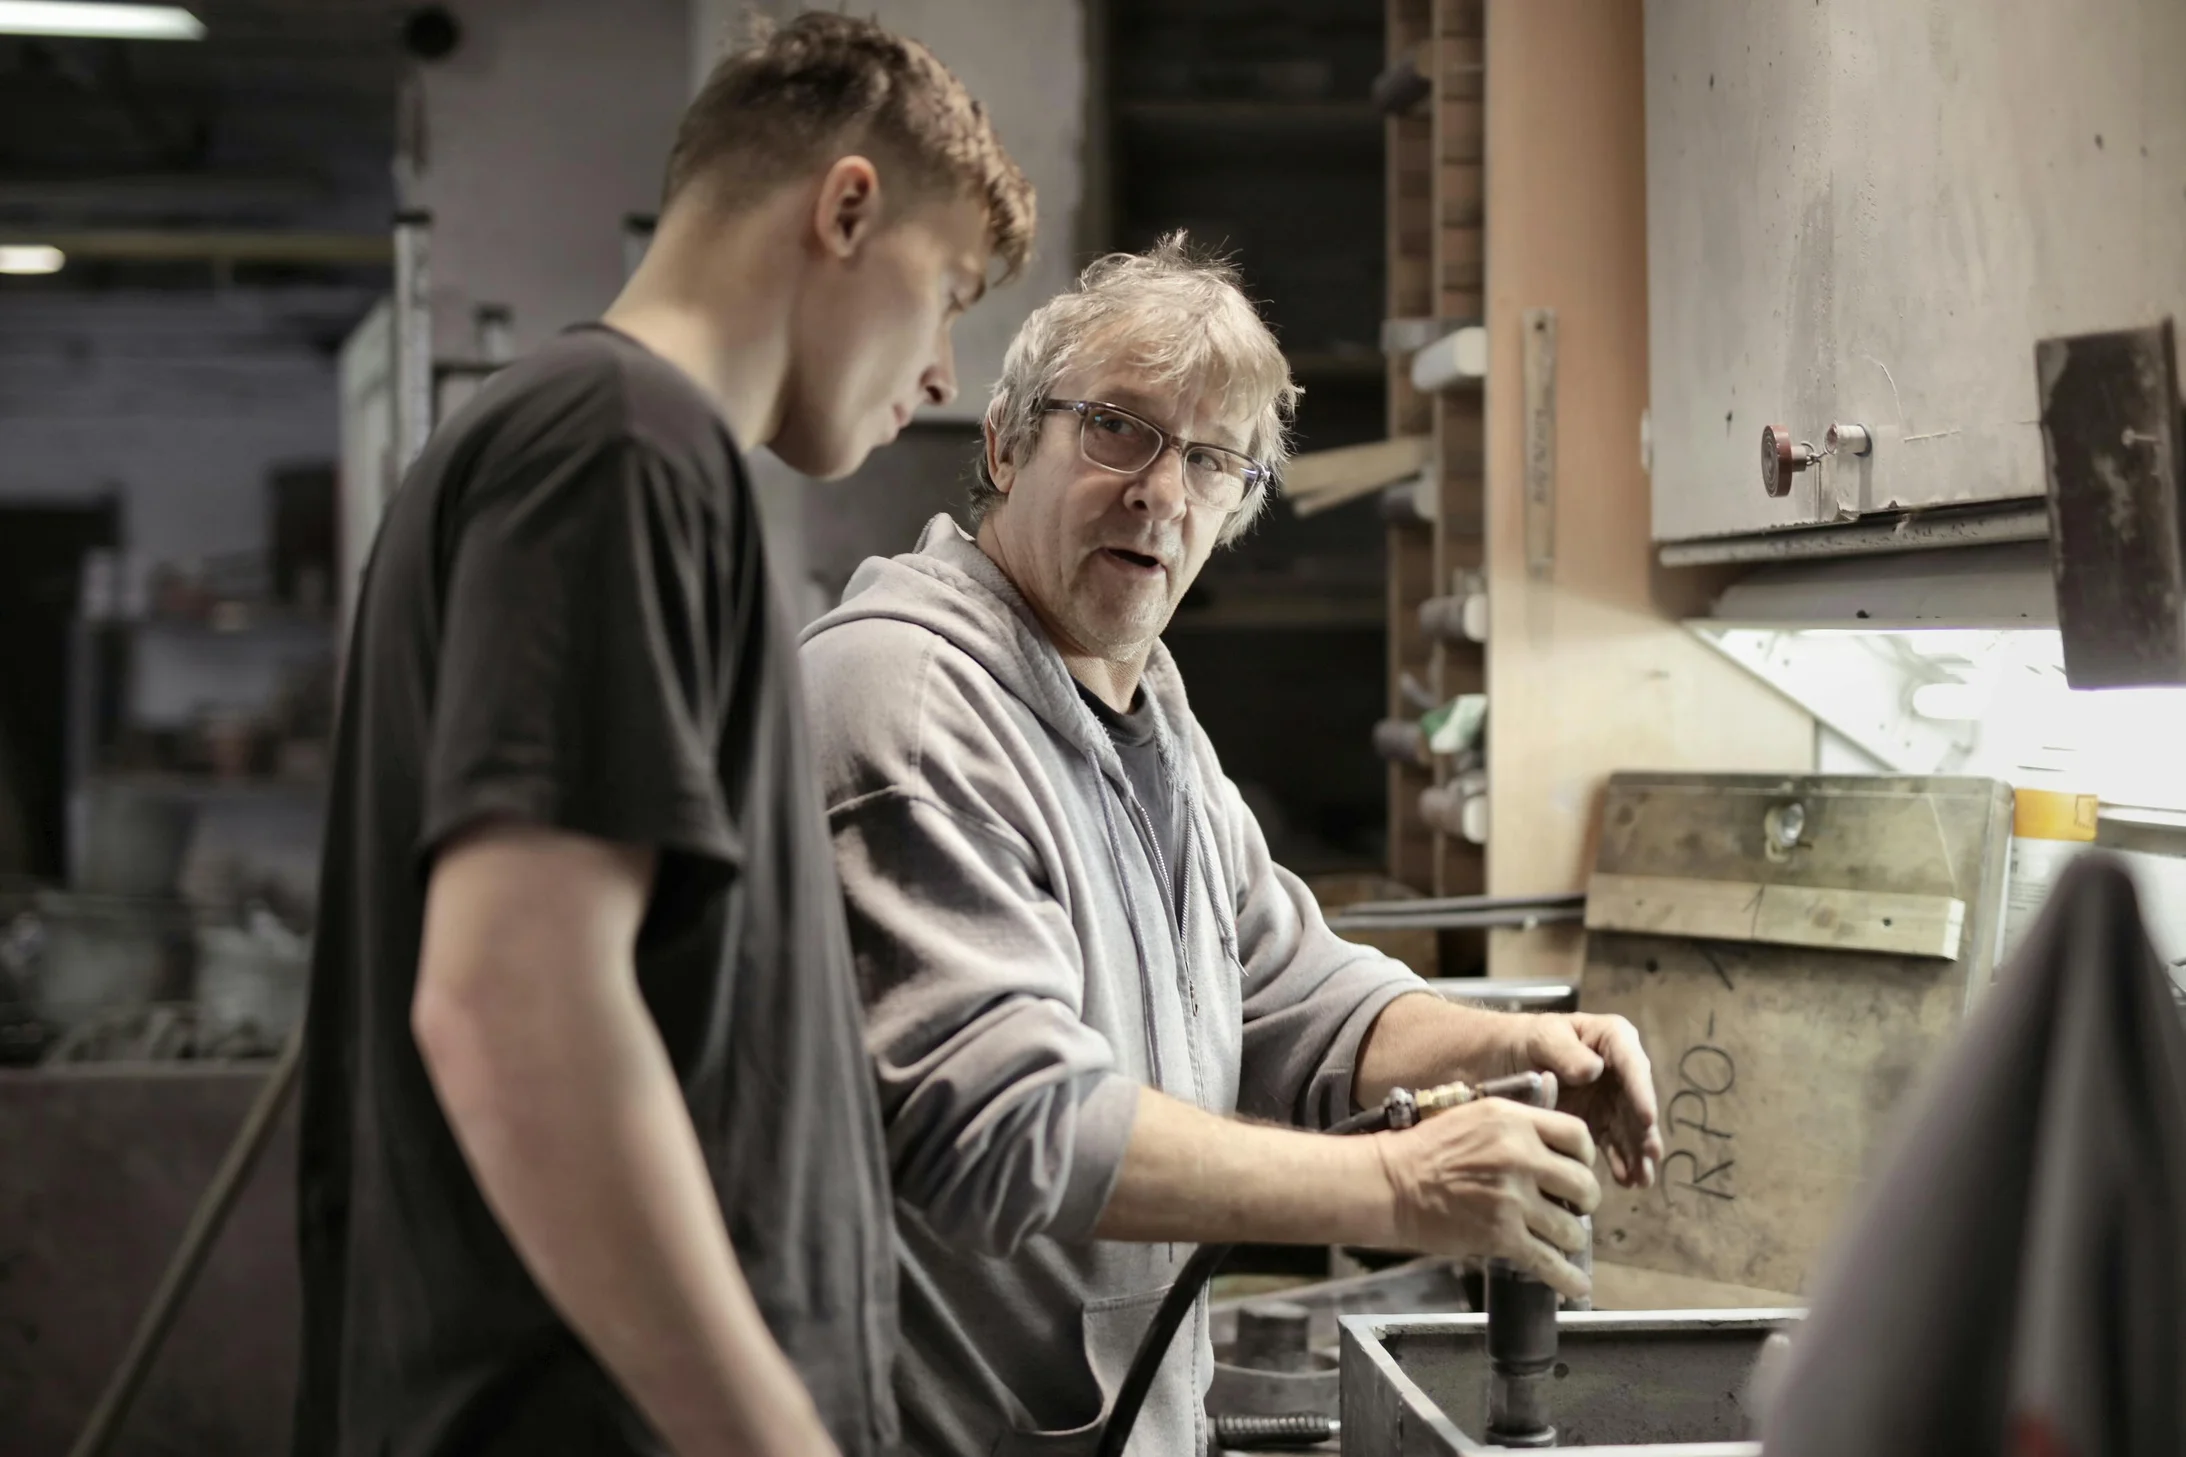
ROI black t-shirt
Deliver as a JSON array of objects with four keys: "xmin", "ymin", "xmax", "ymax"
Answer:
[
  {"xmin": 295, "ymin": 325, "xmax": 898, "ymax": 1457},
  {"xmin": 1076, "ymin": 682, "xmax": 1187, "ymax": 913}
]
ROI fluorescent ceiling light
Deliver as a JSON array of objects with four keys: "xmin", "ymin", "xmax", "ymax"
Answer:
[
  {"xmin": 0, "ymin": 3, "xmax": 205, "ymax": 39},
  {"xmin": 0, "ymin": 244, "xmax": 65, "ymax": 275}
]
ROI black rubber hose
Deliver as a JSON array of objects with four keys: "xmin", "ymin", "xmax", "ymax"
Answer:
[
  {"xmin": 1327, "ymin": 1103, "xmax": 1395, "ymax": 1137},
  {"xmin": 1095, "ymin": 1102, "xmax": 1394, "ymax": 1457},
  {"xmin": 1094, "ymin": 1240, "xmax": 1233, "ymax": 1457}
]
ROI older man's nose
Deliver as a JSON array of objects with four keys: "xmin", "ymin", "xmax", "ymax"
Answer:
[{"xmin": 1128, "ymin": 447, "xmax": 1189, "ymax": 521}]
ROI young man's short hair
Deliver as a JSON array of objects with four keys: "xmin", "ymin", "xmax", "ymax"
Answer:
[{"xmin": 671, "ymin": 12, "xmax": 1035, "ymax": 283}]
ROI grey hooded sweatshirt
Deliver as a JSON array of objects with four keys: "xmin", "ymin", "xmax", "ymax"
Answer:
[{"xmin": 800, "ymin": 515, "xmax": 1425, "ymax": 1457}]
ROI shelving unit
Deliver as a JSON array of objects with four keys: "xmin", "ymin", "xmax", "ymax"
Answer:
[
  {"xmin": 1383, "ymin": 0, "xmax": 1486, "ymax": 960},
  {"xmin": 1104, "ymin": 0, "xmax": 1394, "ymax": 873}
]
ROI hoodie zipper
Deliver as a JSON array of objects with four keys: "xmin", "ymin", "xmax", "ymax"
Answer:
[{"xmin": 1118, "ymin": 773, "xmax": 1208, "ymax": 1109}]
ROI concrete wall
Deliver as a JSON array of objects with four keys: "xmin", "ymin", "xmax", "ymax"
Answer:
[
  {"xmin": 688, "ymin": 0, "xmax": 1089, "ymax": 618},
  {"xmin": 691, "ymin": 0, "xmax": 1088, "ymax": 421},
  {"xmin": 0, "ymin": 290, "xmax": 346, "ymax": 579},
  {"xmin": 405, "ymin": 0, "xmax": 690, "ymax": 359}
]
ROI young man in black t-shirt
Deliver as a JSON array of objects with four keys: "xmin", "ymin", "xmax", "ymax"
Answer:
[{"xmin": 294, "ymin": 17, "xmax": 1033, "ymax": 1457}]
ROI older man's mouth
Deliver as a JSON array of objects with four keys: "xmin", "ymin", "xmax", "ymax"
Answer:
[{"xmin": 1098, "ymin": 546, "xmax": 1166, "ymax": 577}]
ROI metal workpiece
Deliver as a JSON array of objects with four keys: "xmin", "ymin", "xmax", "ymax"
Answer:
[
  {"xmin": 2036, "ymin": 318, "xmax": 2186, "ymax": 688},
  {"xmin": 1823, "ymin": 422, "xmax": 1872, "ymax": 458},
  {"xmin": 1372, "ymin": 717, "xmax": 1432, "ymax": 769},
  {"xmin": 1429, "ymin": 978, "xmax": 1580, "ymax": 1014},
  {"xmin": 1325, "ymin": 894, "xmax": 1585, "ymax": 936},
  {"xmin": 1339, "ymin": 1309, "xmax": 1803, "ymax": 1456},
  {"xmin": 1211, "ymin": 1411, "xmax": 1339, "ymax": 1450},
  {"xmin": 1483, "ymin": 1264, "xmax": 1561, "ymax": 1447},
  {"xmin": 1207, "ymin": 1259, "xmax": 1474, "ymax": 1438},
  {"xmin": 1234, "ymin": 1302, "xmax": 1316, "ymax": 1373}
]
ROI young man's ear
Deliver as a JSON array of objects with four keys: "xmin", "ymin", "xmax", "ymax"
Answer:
[{"xmin": 813, "ymin": 155, "xmax": 883, "ymax": 260}]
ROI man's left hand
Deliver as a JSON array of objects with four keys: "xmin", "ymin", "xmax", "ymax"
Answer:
[{"xmin": 1515, "ymin": 1014, "xmax": 1662, "ymax": 1189}]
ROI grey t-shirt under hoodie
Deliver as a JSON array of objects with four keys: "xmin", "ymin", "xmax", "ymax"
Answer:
[{"xmin": 1076, "ymin": 682, "xmax": 1186, "ymax": 918}]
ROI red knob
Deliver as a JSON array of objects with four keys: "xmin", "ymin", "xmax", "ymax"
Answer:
[{"xmin": 1761, "ymin": 424, "xmax": 1809, "ymax": 498}]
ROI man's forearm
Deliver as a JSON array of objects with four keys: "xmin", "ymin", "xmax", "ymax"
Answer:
[
  {"xmin": 422, "ymin": 983, "xmax": 825, "ymax": 1454},
  {"xmin": 1351, "ymin": 991, "xmax": 1532, "ymax": 1110},
  {"xmin": 415, "ymin": 832, "xmax": 830, "ymax": 1457},
  {"xmin": 1091, "ymin": 1086, "xmax": 1400, "ymax": 1247}
]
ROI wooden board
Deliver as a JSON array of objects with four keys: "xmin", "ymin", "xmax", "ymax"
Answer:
[
  {"xmin": 1590, "ymin": 1260, "xmax": 1801, "ymax": 1313},
  {"xmin": 1584, "ymin": 873, "xmax": 1967, "ymax": 961},
  {"xmin": 1287, "ymin": 435, "xmax": 1432, "ymax": 515},
  {"xmin": 1579, "ymin": 772, "xmax": 2013, "ymax": 1295}
]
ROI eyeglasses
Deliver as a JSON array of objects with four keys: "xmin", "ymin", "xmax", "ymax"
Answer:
[{"xmin": 1040, "ymin": 399, "xmax": 1271, "ymax": 513}]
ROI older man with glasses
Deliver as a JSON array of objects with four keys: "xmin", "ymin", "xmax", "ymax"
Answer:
[{"xmin": 800, "ymin": 235, "xmax": 1664, "ymax": 1457}]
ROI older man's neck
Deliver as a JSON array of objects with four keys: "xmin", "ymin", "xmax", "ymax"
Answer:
[{"xmin": 1064, "ymin": 654, "xmax": 1146, "ymax": 714}]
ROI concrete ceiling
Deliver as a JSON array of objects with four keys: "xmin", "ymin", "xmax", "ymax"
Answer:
[{"xmin": 0, "ymin": 0, "xmax": 403, "ymax": 281}]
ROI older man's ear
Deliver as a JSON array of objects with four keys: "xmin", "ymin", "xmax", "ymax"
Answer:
[{"xmin": 982, "ymin": 408, "xmax": 1015, "ymax": 494}]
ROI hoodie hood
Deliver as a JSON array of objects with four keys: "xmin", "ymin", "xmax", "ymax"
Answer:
[{"xmin": 803, "ymin": 513, "xmax": 1192, "ymax": 779}]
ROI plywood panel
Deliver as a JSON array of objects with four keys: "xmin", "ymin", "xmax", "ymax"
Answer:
[
  {"xmin": 1480, "ymin": 0, "xmax": 1815, "ymax": 983},
  {"xmin": 1578, "ymin": 772, "xmax": 2013, "ymax": 1294}
]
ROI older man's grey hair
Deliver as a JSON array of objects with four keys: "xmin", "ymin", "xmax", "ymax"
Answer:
[{"xmin": 970, "ymin": 232, "xmax": 1299, "ymax": 546}]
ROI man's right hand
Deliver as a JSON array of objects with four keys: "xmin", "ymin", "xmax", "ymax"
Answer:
[{"xmin": 1372, "ymin": 1099, "xmax": 1601, "ymax": 1299}]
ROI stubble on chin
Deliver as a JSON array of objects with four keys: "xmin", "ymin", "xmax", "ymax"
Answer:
[{"xmin": 1065, "ymin": 586, "xmax": 1173, "ymax": 662}]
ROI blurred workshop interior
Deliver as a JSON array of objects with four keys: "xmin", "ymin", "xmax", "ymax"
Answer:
[{"xmin": 1, "ymin": 2, "xmax": 2182, "ymax": 1455}]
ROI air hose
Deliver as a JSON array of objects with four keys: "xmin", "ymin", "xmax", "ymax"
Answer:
[{"xmin": 1092, "ymin": 1071, "xmax": 1555, "ymax": 1457}]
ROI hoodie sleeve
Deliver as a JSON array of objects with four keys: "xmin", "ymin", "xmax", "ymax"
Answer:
[
  {"xmin": 805, "ymin": 623, "xmax": 1141, "ymax": 1254},
  {"xmin": 1197, "ymin": 738, "xmax": 1430, "ymax": 1129}
]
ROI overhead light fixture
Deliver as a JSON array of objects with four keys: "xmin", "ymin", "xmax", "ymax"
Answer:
[
  {"xmin": 0, "ymin": 3, "xmax": 205, "ymax": 40},
  {"xmin": 0, "ymin": 244, "xmax": 65, "ymax": 275}
]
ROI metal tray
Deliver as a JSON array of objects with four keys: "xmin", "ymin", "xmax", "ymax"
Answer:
[{"xmin": 1339, "ymin": 1309, "xmax": 1801, "ymax": 1455}]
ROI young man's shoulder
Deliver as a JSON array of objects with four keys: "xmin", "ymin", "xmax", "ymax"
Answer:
[{"xmin": 473, "ymin": 325, "xmax": 727, "ymax": 461}]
